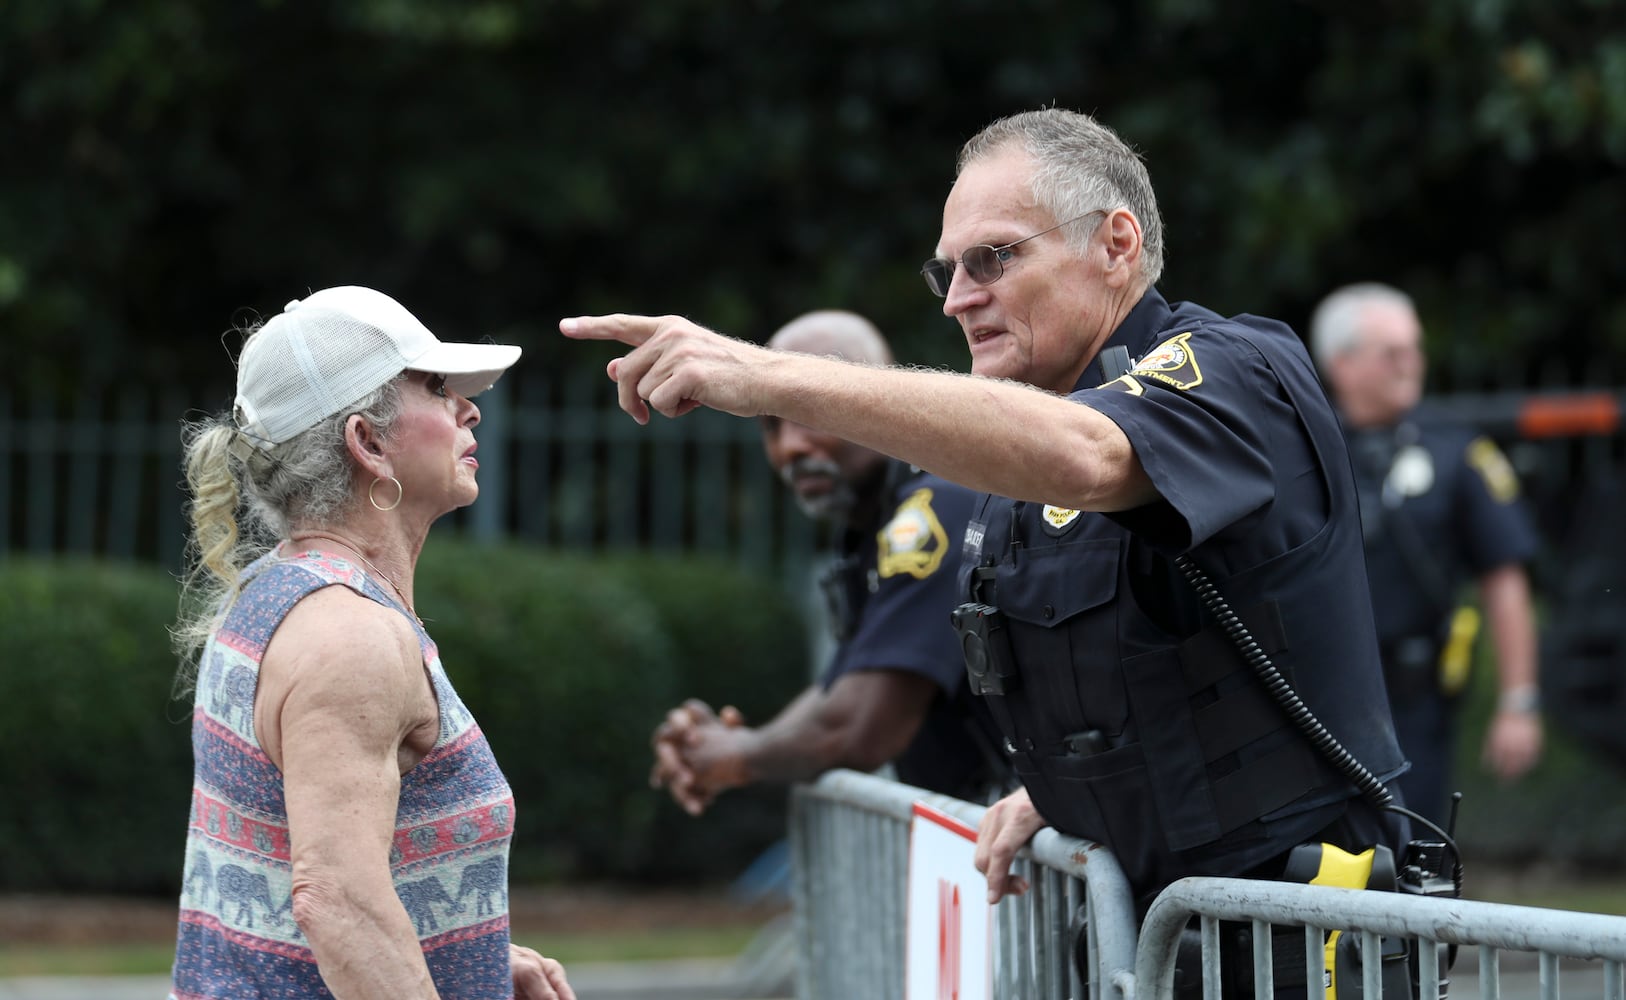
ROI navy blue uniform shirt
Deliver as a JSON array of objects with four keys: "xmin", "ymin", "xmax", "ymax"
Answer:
[
  {"xmin": 960, "ymin": 289, "xmax": 1407, "ymax": 896},
  {"xmin": 1345, "ymin": 406, "xmax": 1538, "ymax": 822},
  {"xmin": 1347, "ymin": 408, "xmax": 1539, "ymax": 648},
  {"xmin": 822, "ymin": 462, "xmax": 1008, "ymax": 800}
]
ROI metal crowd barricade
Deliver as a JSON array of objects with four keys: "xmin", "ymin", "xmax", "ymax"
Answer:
[
  {"xmin": 1134, "ymin": 877, "xmax": 1626, "ymax": 1000},
  {"xmin": 789, "ymin": 768, "xmax": 1140, "ymax": 1000}
]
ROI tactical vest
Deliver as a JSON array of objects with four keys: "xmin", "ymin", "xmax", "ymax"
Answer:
[{"xmin": 959, "ymin": 322, "xmax": 1405, "ymax": 895}]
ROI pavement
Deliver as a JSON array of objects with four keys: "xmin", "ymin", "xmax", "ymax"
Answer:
[
  {"xmin": 1440, "ymin": 950, "xmax": 1608, "ymax": 999},
  {"xmin": 0, "ymin": 927, "xmax": 1611, "ymax": 999},
  {"xmin": 0, "ymin": 956, "xmax": 791, "ymax": 1000},
  {"xmin": 0, "ymin": 916, "xmax": 800, "ymax": 1000},
  {"xmin": 0, "ymin": 952, "xmax": 1612, "ymax": 1000}
]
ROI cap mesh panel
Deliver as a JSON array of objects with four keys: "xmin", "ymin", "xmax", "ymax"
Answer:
[{"xmin": 241, "ymin": 311, "xmax": 405, "ymax": 443}]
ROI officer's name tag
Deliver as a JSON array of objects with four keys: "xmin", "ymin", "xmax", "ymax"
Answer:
[{"xmin": 963, "ymin": 521, "xmax": 985, "ymax": 558}]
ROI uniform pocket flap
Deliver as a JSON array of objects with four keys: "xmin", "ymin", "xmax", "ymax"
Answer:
[{"xmin": 999, "ymin": 536, "xmax": 1122, "ymax": 627}]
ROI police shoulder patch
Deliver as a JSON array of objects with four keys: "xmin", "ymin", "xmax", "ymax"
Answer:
[
  {"xmin": 1131, "ymin": 331, "xmax": 1203, "ymax": 391},
  {"xmin": 877, "ymin": 487, "xmax": 950, "ymax": 579},
  {"xmin": 1466, "ymin": 437, "xmax": 1520, "ymax": 503}
]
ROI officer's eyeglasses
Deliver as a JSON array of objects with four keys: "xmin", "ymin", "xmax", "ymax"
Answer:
[{"xmin": 920, "ymin": 209, "xmax": 1108, "ymax": 298}]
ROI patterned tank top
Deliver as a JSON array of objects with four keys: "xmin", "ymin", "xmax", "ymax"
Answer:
[{"xmin": 170, "ymin": 549, "xmax": 516, "ymax": 999}]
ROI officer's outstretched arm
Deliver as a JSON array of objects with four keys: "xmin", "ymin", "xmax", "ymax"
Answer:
[
  {"xmin": 973, "ymin": 786, "xmax": 1046, "ymax": 904},
  {"xmin": 563, "ymin": 313, "xmax": 1159, "ymax": 512}
]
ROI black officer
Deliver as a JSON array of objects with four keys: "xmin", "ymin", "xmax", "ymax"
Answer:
[
  {"xmin": 1312, "ymin": 283, "xmax": 1543, "ymax": 825},
  {"xmin": 566, "ymin": 108, "xmax": 1411, "ymax": 907},
  {"xmin": 814, "ymin": 457, "xmax": 1011, "ymax": 801},
  {"xmin": 648, "ymin": 311, "xmax": 1012, "ymax": 812}
]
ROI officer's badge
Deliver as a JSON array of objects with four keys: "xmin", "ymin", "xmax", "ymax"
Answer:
[
  {"xmin": 1467, "ymin": 437, "xmax": 1520, "ymax": 503},
  {"xmin": 1386, "ymin": 445, "xmax": 1435, "ymax": 498},
  {"xmin": 1040, "ymin": 504, "xmax": 1083, "ymax": 535},
  {"xmin": 877, "ymin": 488, "xmax": 950, "ymax": 579},
  {"xmin": 1130, "ymin": 332, "xmax": 1203, "ymax": 391}
]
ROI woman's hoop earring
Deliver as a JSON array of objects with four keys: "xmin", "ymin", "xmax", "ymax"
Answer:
[{"xmin": 369, "ymin": 476, "xmax": 403, "ymax": 512}]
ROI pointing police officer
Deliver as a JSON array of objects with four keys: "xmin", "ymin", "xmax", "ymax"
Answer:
[
  {"xmin": 648, "ymin": 311, "xmax": 1012, "ymax": 813},
  {"xmin": 1311, "ymin": 282, "xmax": 1543, "ymax": 825},
  {"xmin": 564, "ymin": 108, "xmax": 1410, "ymax": 907}
]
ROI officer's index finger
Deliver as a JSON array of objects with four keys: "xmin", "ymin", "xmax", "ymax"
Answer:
[{"xmin": 559, "ymin": 314, "xmax": 662, "ymax": 347}]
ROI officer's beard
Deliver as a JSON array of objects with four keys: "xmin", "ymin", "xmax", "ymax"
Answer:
[{"xmin": 781, "ymin": 457, "xmax": 858, "ymax": 521}]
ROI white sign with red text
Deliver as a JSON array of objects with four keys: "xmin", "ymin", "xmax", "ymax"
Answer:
[{"xmin": 905, "ymin": 801, "xmax": 992, "ymax": 1000}]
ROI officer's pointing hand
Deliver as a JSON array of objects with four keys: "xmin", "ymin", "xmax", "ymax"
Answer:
[
  {"xmin": 973, "ymin": 786, "xmax": 1044, "ymax": 904},
  {"xmin": 560, "ymin": 314, "xmax": 770, "ymax": 426}
]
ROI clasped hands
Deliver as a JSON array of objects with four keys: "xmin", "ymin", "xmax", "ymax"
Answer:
[
  {"xmin": 649, "ymin": 698, "xmax": 1045, "ymax": 905},
  {"xmin": 648, "ymin": 699, "xmax": 751, "ymax": 816}
]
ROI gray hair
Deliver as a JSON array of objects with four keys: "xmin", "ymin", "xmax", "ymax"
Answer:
[
  {"xmin": 171, "ymin": 331, "xmax": 405, "ymax": 686},
  {"xmin": 1308, "ymin": 282, "xmax": 1416, "ymax": 372},
  {"xmin": 959, "ymin": 108, "xmax": 1166, "ymax": 287},
  {"xmin": 238, "ymin": 380, "xmax": 405, "ymax": 537}
]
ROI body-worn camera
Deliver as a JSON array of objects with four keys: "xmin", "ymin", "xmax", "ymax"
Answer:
[{"xmin": 951, "ymin": 602, "xmax": 1020, "ymax": 695}]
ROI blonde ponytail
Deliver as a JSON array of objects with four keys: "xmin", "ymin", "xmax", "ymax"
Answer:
[{"xmin": 171, "ymin": 417, "xmax": 270, "ymax": 693}]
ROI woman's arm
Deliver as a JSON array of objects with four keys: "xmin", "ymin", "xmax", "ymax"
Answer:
[{"xmin": 257, "ymin": 586, "xmax": 442, "ymax": 999}]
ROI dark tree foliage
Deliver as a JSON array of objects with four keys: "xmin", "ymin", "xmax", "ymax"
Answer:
[{"xmin": 3, "ymin": 0, "xmax": 1623, "ymax": 402}]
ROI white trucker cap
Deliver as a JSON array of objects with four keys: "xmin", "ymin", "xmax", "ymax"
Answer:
[{"xmin": 233, "ymin": 285, "xmax": 521, "ymax": 448}]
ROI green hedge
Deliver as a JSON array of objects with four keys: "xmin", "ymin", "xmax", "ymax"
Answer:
[
  {"xmin": 0, "ymin": 544, "xmax": 808, "ymax": 894},
  {"xmin": 414, "ymin": 545, "xmax": 810, "ymax": 884},
  {"xmin": 11, "ymin": 549, "xmax": 1619, "ymax": 896},
  {"xmin": 0, "ymin": 558, "xmax": 195, "ymax": 894}
]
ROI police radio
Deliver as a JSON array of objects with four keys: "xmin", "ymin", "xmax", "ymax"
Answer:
[
  {"xmin": 1098, "ymin": 345, "xmax": 1132, "ymax": 383},
  {"xmin": 1393, "ymin": 797, "xmax": 1463, "ymax": 999}
]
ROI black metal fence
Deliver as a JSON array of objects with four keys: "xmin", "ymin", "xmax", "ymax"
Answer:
[
  {"xmin": 3, "ymin": 366, "xmax": 1622, "ymax": 593},
  {"xmin": 0, "ymin": 377, "xmax": 820, "ymax": 583}
]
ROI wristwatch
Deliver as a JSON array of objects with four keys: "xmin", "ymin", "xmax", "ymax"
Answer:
[{"xmin": 1497, "ymin": 685, "xmax": 1541, "ymax": 715}]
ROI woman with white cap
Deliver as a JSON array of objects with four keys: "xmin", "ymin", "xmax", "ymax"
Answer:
[{"xmin": 169, "ymin": 287, "xmax": 574, "ymax": 999}]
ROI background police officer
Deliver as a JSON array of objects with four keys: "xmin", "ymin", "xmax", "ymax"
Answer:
[
  {"xmin": 1311, "ymin": 282, "xmax": 1543, "ymax": 824},
  {"xmin": 567, "ymin": 108, "xmax": 1411, "ymax": 907},
  {"xmin": 648, "ymin": 311, "xmax": 1011, "ymax": 813}
]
